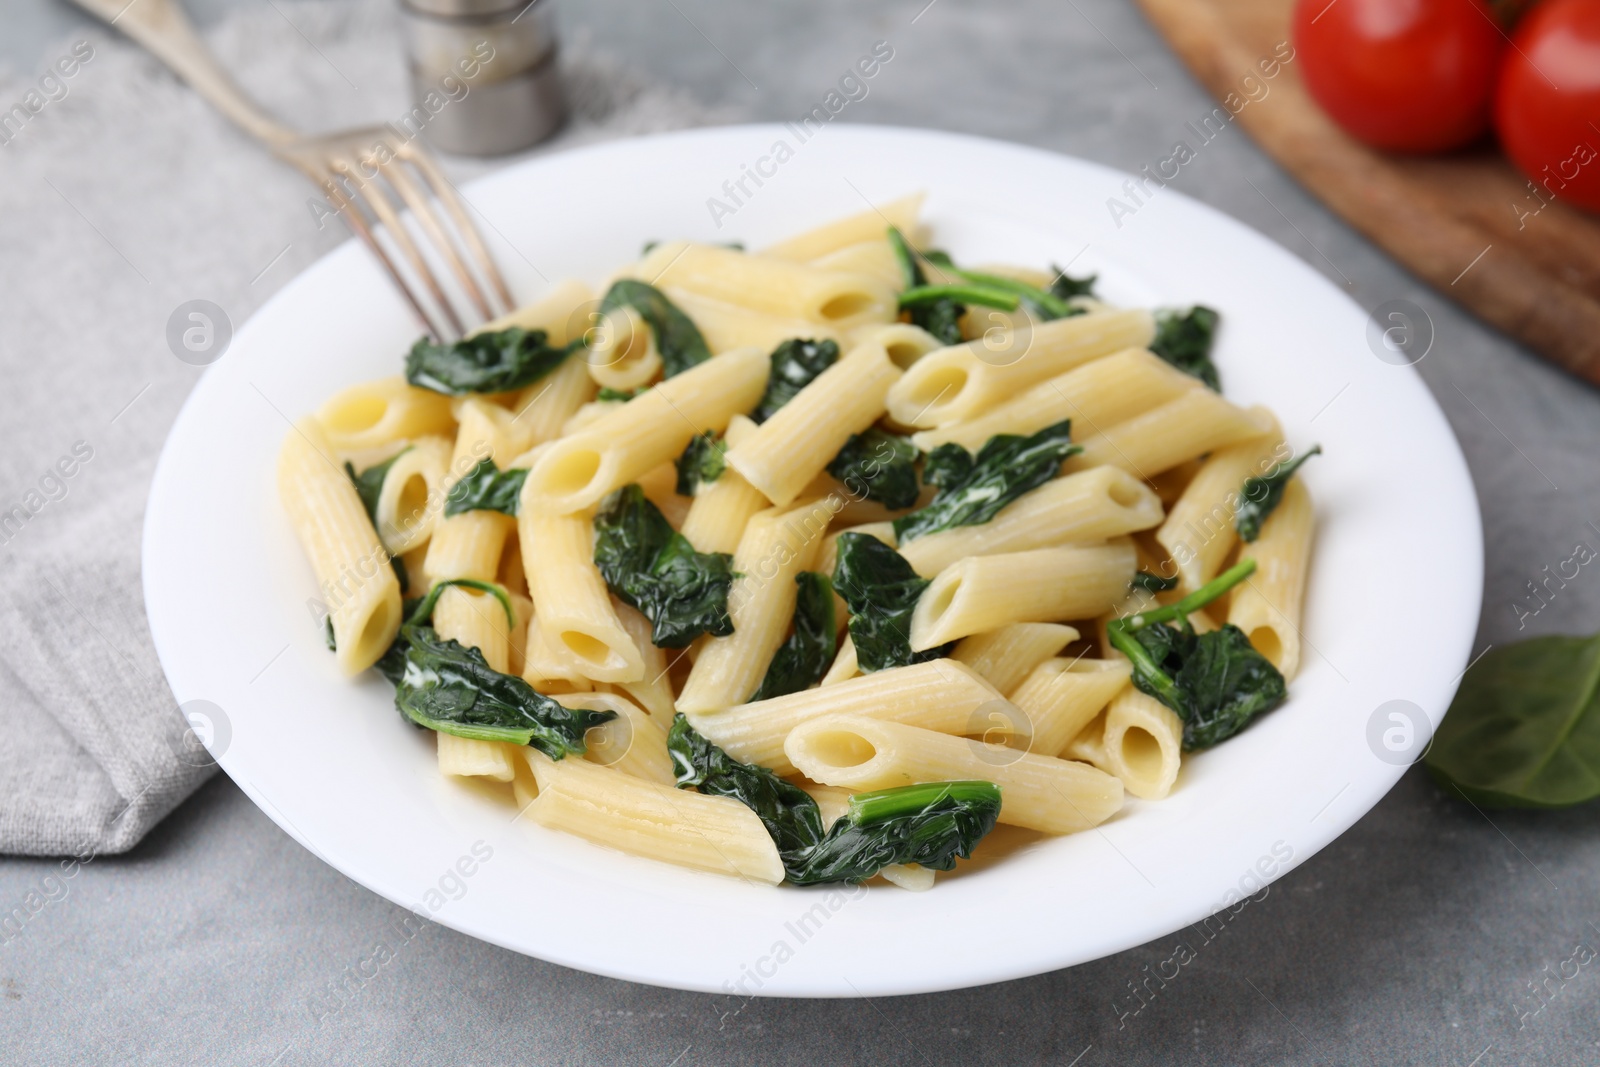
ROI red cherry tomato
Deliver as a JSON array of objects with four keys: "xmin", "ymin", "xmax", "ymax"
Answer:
[
  {"xmin": 1495, "ymin": 0, "xmax": 1600, "ymax": 212},
  {"xmin": 1292, "ymin": 0, "xmax": 1506, "ymax": 152}
]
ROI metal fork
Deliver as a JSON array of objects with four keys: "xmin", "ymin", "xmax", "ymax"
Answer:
[{"xmin": 70, "ymin": 0, "xmax": 513, "ymax": 340}]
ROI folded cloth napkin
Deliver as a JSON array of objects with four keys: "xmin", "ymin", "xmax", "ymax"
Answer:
[{"xmin": 0, "ymin": 0, "xmax": 726, "ymax": 857}]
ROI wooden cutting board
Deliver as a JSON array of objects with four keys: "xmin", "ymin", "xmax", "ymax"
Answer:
[{"xmin": 1134, "ymin": 0, "xmax": 1600, "ymax": 386}]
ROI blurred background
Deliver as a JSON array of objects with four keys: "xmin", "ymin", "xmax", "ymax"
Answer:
[{"xmin": 2, "ymin": 0, "xmax": 1598, "ymax": 1063}]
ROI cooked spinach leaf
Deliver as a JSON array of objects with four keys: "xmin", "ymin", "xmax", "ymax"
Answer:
[
  {"xmin": 443, "ymin": 457, "xmax": 528, "ymax": 518},
  {"xmin": 668, "ymin": 715, "xmax": 1001, "ymax": 884},
  {"xmin": 597, "ymin": 280, "xmax": 711, "ymax": 378},
  {"xmin": 1149, "ymin": 306, "xmax": 1222, "ymax": 391},
  {"xmin": 752, "ymin": 338, "xmax": 839, "ymax": 423},
  {"xmin": 786, "ymin": 781, "xmax": 1003, "ymax": 886},
  {"xmin": 1131, "ymin": 570, "xmax": 1180, "ymax": 593},
  {"xmin": 1106, "ymin": 560, "xmax": 1286, "ymax": 750},
  {"xmin": 833, "ymin": 532, "xmax": 948, "ymax": 672},
  {"xmin": 1426, "ymin": 634, "xmax": 1600, "ymax": 808},
  {"xmin": 371, "ymin": 578, "xmax": 604, "ymax": 758},
  {"xmin": 889, "ymin": 227, "xmax": 965, "ymax": 345},
  {"xmin": 668, "ymin": 713, "xmax": 824, "ymax": 858},
  {"xmin": 345, "ymin": 448, "xmax": 410, "ymax": 523},
  {"xmin": 749, "ymin": 572, "xmax": 836, "ymax": 702},
  {"xmin": 1049, "ymin": 267, "xmax": 1098, "ymax": 300},
  {"xmin": 596, "ymin": 385, "xmax": 648, "ymax": 402},
  {"xmin": 674, "ymin": 431, "xmax": 727, "ymax": 496},
  {"xmin": 893, "ymin": 419, "xmax": 1080, "ymax": 543},
  {"xmin": 827, "ymin": 429, "xmax": 920, "ymax": 510},
  {"xmin": 1235, "ymin": 446, "xmax": 1321, "ymax": 542},
  {"xmin": 899, "ymin": 284, "xmax": 1019, "ymax": 312},
  {"xmin": 406, "ymin": 327, "xmax": 576, "ymax": 396},
  {"xmin": 594, "ymin": 485, "xmax": 736, "ymax": 647}
]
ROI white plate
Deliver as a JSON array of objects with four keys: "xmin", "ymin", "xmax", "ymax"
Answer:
[{"xmin": 144, "ymin": 124, "xmax": 1482, "ymax": 997}]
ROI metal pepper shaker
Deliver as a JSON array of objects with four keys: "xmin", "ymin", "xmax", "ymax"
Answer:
[{"xmin": 397, "ymin": 0, "xmax": 565, "ymax": 156}]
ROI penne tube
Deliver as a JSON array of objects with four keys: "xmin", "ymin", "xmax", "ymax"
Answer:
[
  {"xmin": 521, "ymin": 613, "xmax": 596, "ymax": 689},
  {"xmin": 1009, "ymin": 658, "xmax": 1132, "ymax": 757},
  {"xmin": 879, "ymin": 864, "xmax": 937, "ymax": 891},
  {"xmin": 1066, "ymin": 397, "xmax": 1276, "ymax": 479},
  {"xmin": 422, "ymin": 510, "xmax": 516, "ymax": 586},
  {"xmin": 432, "ymin": 584, "xmax": 514, "ymax": 672},
  {"xmin": 910, "ymin": 541, "xmax": 1138, "ymax": 651},
  {"xmin": 887, "ymin": 309, "xmax": 1157, "ymax": 428},
  {"xmin": 605, "ymin": 601, "xmax": 676, "ymax": 721},
  {"xmin": 665, "ymin": 288, "xmax": 841, "ymax": 355},
  {"xmin": 908, "ymin": 348, "xmax": 1194, "ymax": 454},
  {"xmin": 511, "ymin": 355, "xmax": 597, "ymax": 448},
  {"xmin": 896, "ymin": 466, "xmax": 1164, "ymax": 576},
  {"xmin": 1229, "ymin": 477, "xmax": 1315, "ymax": 680},
  {"xmin": 684, "ymin": 659, "xmax": 1014, "ymax": 775},
  {"xmin": 725, "ymin": 341, "xmax": 901, "ymax": 507},
  {"xmin": 557, "ymin": 691, "xmax": 676, "ymax": 785},
  {"xmin": 454, "ymin": 395, "xmax": 535, "ymax": 468},
  {"xmin": 519, "ymin": 750, "xmax": 784, "ymax": 884},
  {"xmin": 677, "ymin": 502, "xmax": 828, "ymax": 713},
  {"xmin": 951, "ymin": 623, "xmax": 1079, "ymax": 697},
  {"xmin": 278, "ymin": 418, "xmax": 402, "ymax": 675},
  {"xmin": 435, "ymin": 734, "xmax": 518, "ymax": 781},
  {"xmin": 761, "ymin": 192, "xmax": 925, "ymax": 261},
  {"xmin": 370, "ymin": 434, "xmax": 452, "ymax": 556},
  {"xmin": 507, "ymin": 591, "xmax": 534, "ymax": 677},
  {"xmin": 520, "ymin": 346, "xmax": 769, "ymax": 514},
  {"xmin": 586, "ymin": 303, "xmax": 663, "ymax": 391},
  {"xmin": 640, "ymin": 242, "xmax": 896, "ymax": 330},
  {"xmin": 1156, "ymin": 429, "xmax": 1288, "ymax": 592},
  {"xmin": 784, "ymin": 715, "xmax": 1124, "ymax": 834},
  {"xmin": 679, "ymin": 415, "xmax": 769, "ymax": 554},
  {"xmin": 1101, "ymin": 688, "xmax": 1184, "ymax": 800},
  {"xmin": 519, "ymin": 508, "xmax": 645, "ymax": 684},
  {"xmin": 1062, "ymin": 710, "xmax": 1112, "ymax": 772},
  {"xmin": 808, "ymin": 238, "xmax": 904, "ymax": 289},
  {"xmin": 315, "ymin": 376, "xmax": 454, "ymax": 453},
  {"xmin": 846, "ymin": 322, "xmax": 944, "ymax": 370},
  {"xmin": 637, "ymin": 461, "xmax": 691, "ymax": 529}
]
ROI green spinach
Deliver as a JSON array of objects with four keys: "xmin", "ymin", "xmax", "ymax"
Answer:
[
  {"xmin": 752, "ymin": 338, "xmax": 840, "ymax": 423},
  {"xmin": 888, "ymin": 227, "xmax": 965, "ymax": 345},
  {"xmin": 443, "ymin": 457, "xmax": 528, "ymax": 518},
  {"xmin": 749, "ymin": 572, "xmax": 837, "ymax": 701},
  {"xmin": 667, "ymin": 715, "xmax": 1001, "ymax": 884},
  {"xmin": 596, "ymin": 385, "xmax": 649, "ymax": 402},
  {"xmin": 1426, "ymin": 635, "xmax": 1600, "ymax": 808},
  {"xmin": 892, "ymin": 419, "xmax": 1081, "ymax": 543},
  {"xmin": 1049, "ymin": 268, "xmax": 1098, "ymax": 300},
  {"xmin": 406, "ymin": 328, "xmax": 576, "ymax": 395},
  {"xmin": 1235, "ymin": 446, "xmax": 1321, "ymax": 542},
  {"xmin": 1106, "ymin": 559, "xmax": 1287, "ymax": 750},
  {"xmin": 597, "ymin": 280, "xmax": 712, "ymax": 378},
  {"xmin": 374, "ymin": 578, "xmax": 608, "ymax": 759},
  {"xmin": 593, "ymin": 485, "xmax": 736, "ymax": 647},
  {"xmin": 1149, "ymin": 306, "xmax": 1222, "ymax": 391},
  {"xmin": 832, "ymin": 532, "xmax": 949, "ymax": 672},
  {"xmin": 827, "ymin": 429, "xmax": 920, "ymax": 510},
  {"xmin": 1131, "ymin": 570, "xmax": 1180, "ymax": 593},
  {"xmin": 674, "ymin": 431, "xmax": 727, "ymax": 496}
]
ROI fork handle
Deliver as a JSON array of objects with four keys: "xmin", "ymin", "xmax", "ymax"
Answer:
[{"xmin": 68, "ymin": 0, "xmax": 297, "ymax": 147}]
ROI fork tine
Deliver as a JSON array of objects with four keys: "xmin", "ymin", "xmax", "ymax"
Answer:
[
  {"xmin": 315, "ymin": 168, "xmax": 453, "ymax": 341},
  {"xmin": 400, "ymin": 143, "xmax": 516, "ymax": 313},
  {"xmin": 337, "ymin": 157, "xmax": 466, "ymax": 340},
  {"xmin": 382, "ymin": 158, "xmax": 494, "ymax": 324}
]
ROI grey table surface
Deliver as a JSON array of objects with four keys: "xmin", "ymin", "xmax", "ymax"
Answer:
[{"xmin": 5, "ymin": 0, "xmax": 1600, "ymax": 1064}]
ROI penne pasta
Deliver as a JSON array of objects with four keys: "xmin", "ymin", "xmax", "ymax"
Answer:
[
  {"xmin": 887, "ymin": 309, "xmax": 1157, "ymax": 428},
  {"xmin": 910, "ymin": 541, "xmax": 1139, "ymax": 651},
  {"xmin": 684, "ymin": 659, "xmax": 1015, "ymax": 775},
  {"xmin": 761, "ymin": 192, "xmax": 925, "ymax": 261},
  {"xmin": 520, "ymin": 346, "xmax": 769, "ymax": 514},
  {"xmin": 519, "ymin": 508, "xmax": 645, "ymax": 684},
  {"xmin": 639, "ymin": 241, "xmax": 897, "ymax": 330},
  {"xmin": 278, "ymin": 418, "xmax": 402, "ymax": 675},
  {"xmin": 1229, "ymin": 477, "xmax": 1315, "ymax": 680},
  {"xmin": 1008, "ymin": 658, "xmax": 1132, "ymax": 758},
  {"xmin": 1066, "ymin": 397, "xmax": 1276, "ymax": 479},
  {"xmin": 951, "ymin": 623, "xmax": 1079, "ymax": 697},
  {"xmin": 315, "ymin": 376, "xmax": 454, "ymax": 453},
  {"xmin": 1156, "ymin": 428, "xmax": 1288, "ymax": 592},
  {"xmin": 1101, "ymin": 688, "xmax": 1184, "ymax": 800},
  {"xmin": 784, "ymin": 715, "xmax": 1125, "ymax": 834}
]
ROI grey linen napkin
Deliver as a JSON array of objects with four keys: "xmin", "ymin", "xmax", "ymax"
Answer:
[{"xmin": 0, "ymin": 0, "xmax": 725, "ymax": 857}]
